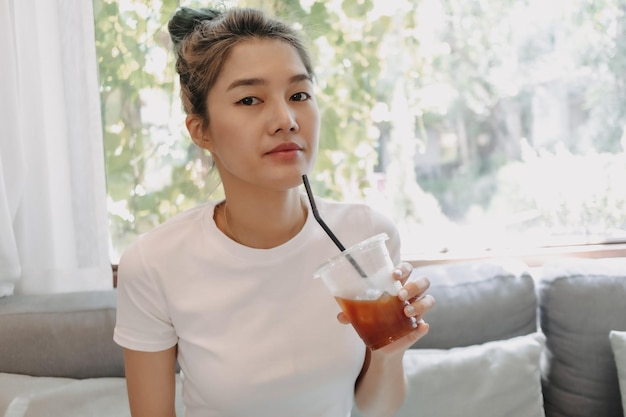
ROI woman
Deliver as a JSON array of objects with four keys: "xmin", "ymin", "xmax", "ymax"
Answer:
[{"xmin": 114, "ymin": 5, "xmax": 435, "ymax": 417}]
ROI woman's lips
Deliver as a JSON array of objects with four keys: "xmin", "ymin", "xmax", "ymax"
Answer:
[
  {"xmin": 265, "ymin": 143, "xmax": 303, "ymax": 160},
  {"xmin": 267, "ymin": 143, "xmax": 302, "ymax": 153}
]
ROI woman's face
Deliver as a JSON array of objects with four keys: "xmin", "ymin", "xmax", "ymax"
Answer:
[{"xmin": 196, "ymin": 38, "xmax": 320, "ymax": 192}]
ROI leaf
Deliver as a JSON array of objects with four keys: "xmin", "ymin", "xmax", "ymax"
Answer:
[{"xmin": 342, "ymin": 0, "xmax": 374, "ymax": 19}]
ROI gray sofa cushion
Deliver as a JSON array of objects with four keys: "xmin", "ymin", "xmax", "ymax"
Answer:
[
  {"xmin": 610, "ymin": 331, "xmax": 626, "ymax": 411},
  {"xmin": 539, "ymin": 257, "xmax": 626, "ymax": 417},
  {"xmin": 411, "ymin": 258, "xmax": 537, "ymax": 349},
  {"xmin": 0, "ymin": 290, "xmax": 123, "ymax": 378}
]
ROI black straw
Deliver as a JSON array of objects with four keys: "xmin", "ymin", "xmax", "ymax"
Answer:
[{"xmin": 302, "ymin": 174, "xmax": 367, "ymax": 278}]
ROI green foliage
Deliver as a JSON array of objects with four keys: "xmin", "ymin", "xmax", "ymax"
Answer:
[
  {"xmin": 341, "ymin": 0, "xmax": 374, "ymax": 18},
  {"xmin": 94, "ymin": 0, "xmax": 187, "ymax": 254}
]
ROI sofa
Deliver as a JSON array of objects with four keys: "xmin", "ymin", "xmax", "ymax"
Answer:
[{"xmin": 1, "ymin": 256, "xmax": 625, "ymax": 417}]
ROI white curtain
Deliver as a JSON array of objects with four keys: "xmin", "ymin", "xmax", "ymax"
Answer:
[{"xmin": 0, "ymin": 0, "xmax": 112, "ymax": 295}]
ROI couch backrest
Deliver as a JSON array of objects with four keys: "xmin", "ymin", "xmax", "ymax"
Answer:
[
  {"xmin": 539, "ymin": 257, "xmax": 626, "ymax": 417},
  {"xmin": 0, "ymin": 290, "xmax": 124, "ymax": 378},
  {"xmin": 411, "ymin": 258, "xmax": 538, "ymax": 349}
]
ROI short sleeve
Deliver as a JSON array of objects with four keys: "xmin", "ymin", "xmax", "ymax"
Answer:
[
  {"xmin": 384, "ymin": 220, "xmax": 402, "ymax": 266},
  {"xmin": 113, "ymin": 238, "xmax": 178, "ymax": 352},
  {"xmin": 371, "ymin": 208, "xmax": 402, "ymax": 266}
]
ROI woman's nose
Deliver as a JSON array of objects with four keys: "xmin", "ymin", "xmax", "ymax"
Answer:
[{"xmin": 269, "ymin": 100, "xmax": 299, "ymax": 134}]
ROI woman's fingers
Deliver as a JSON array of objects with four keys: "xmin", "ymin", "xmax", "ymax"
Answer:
[
  {"xmin": 403, "ymin": 294, "xmax": 435, "ymax": 319},
  {"xmin": 337, "ymin": 311, "xmax": 350, "ymax": 324},
  {"xmin": 397, "ymin": 276, "xmax": 430, "ymax": 301},
  {"xmin": 392, "ymin": 262, "xmax": 414, "ymax": 284},
  {"xmin": 397, "ymin": 276, "xmax": 435, "ymax": 319}
]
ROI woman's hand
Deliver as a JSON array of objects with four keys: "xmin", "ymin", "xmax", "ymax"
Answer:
[
  {"xmin": 337, "ymin": 261, "xmax": 435, "ymax": 353},
  {"xmin": 383, "ymin": 261, "xmax": 435, "ymax": 353}
]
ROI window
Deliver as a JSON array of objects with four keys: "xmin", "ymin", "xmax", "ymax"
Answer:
[{"xmin": 94, "ymin": 0, "xmax": 626, "ymax": 264}]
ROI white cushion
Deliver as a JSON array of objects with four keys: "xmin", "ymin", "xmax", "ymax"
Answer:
[
  {"xmin": 0, "ymin": 373, "xmax": 184, "ymax": 417},
  {"xmin": 0, "ymin": 373, "xmax": 75, "ymax": 415},
  {"xmin": 6, "ymin": 377, "xmax": 131, "ymax": 417},
  {"xmin": 354, "ymin": 332, "xmax": 546, "ymax": 417},
  {"xmin": 610, "ymin": 330, "xmax": 626, "ymax": 412}
]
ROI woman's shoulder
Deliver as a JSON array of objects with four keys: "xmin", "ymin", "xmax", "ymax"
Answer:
[
  {"xmin": 316, "ymin": 197, "xmax": 388, "ymax": 221},
  {"xmin": 314, "ymin": 197, "xmax": 397, "ymax": 236},
  {"xmin": 313, "ymin": 198, "xmax": 402, "ymax": 263},
  {"xmin": 146, "ymin": 202, "xmax": 213, "ymax": 235},
  {"xmin": 121, "ymin": 202, "xmax": 215, "ymax": 258}
]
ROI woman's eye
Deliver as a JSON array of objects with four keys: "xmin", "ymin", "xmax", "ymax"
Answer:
[
  {"xmin": 237, "ymin": 97, "xmax": 261, "ymax": 106},
  {"xmin": 291, "ymin": 92, "xmax": 312, "ymax": 102}
]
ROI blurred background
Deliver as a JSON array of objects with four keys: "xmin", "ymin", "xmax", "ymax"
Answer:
[{"xmin": 93, "ymin": 0, "xmax": 626, "ymax": 263}]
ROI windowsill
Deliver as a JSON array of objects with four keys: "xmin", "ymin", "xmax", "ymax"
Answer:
[{"xmin": 405, "ymin": 242, "xmax": 626, "ymax": 267}]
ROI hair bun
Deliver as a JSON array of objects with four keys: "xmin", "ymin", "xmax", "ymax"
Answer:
[{"xmin": 168, "ymin": 7, "xmax": 222, "ymax": 46}]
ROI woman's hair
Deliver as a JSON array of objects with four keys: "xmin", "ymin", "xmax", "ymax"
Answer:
[{"xmin": 168, "ymin": 6, "xmax": 315, "ymax": 126}]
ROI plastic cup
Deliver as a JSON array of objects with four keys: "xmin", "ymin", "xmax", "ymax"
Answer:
[{"xmin": 314, "ymin": 233, "xmax": 418, "ymax": 350}]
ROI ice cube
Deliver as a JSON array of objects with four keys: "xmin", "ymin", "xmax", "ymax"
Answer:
[{"xmin": 367, "ymin": 268, "xmax": 399, "ymax": 295}]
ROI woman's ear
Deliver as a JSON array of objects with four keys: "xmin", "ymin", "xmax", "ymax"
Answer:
[{"xmin": 186, "ymin": 114, "xmax": 213, "ymax": 151}]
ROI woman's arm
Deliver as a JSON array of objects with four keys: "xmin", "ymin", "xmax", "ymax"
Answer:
[
  {"xmin": 124, "ymin": 346, "xmax": 178, "ymax": 417},
  {"xmin": 352, "ymin": 262, "xmax": 434, "ymax": 417},
  {"xmin": 353, "ymin": 322, "xmax": 429, "ymax": 416}
]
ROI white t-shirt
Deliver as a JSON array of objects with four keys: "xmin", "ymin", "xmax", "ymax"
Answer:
[{"xmin": 114, "ymin": 197, "xmax": 400, "ymax": 417}]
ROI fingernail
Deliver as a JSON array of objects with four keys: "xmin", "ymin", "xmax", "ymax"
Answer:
[
  {"xmin": 393, "ymin": 269, "xmax": 403, "ymax": 278},
  {"xmin": 398, "ymin": 288, "xmax": 408, "ymax": 300},
  {"xmin": 405, "ymin": 304, "xmax": 416, "ymax": 316}
]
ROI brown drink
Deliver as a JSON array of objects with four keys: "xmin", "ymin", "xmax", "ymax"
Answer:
[
  {"xmin": 335, "ymin": 292, "xmax": 418, "ymax": 350},
  {"xmin": 313, "ymin": 231, "xmax": 415, "ymax": 350}
]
